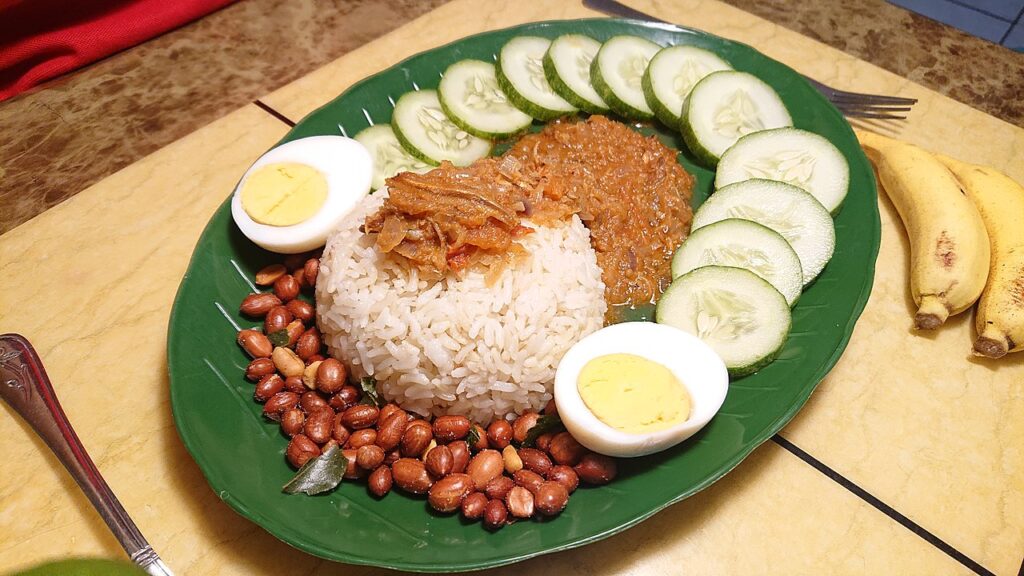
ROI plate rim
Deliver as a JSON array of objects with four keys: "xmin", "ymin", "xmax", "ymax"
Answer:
[{"xmin": 168, "ymin": 17, "xmax": 880, "ymax": 572}]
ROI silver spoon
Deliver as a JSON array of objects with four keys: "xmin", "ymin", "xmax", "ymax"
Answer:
[{"xmin": 0, "ymin": 333, "xmax": 174, "ymax": 576}]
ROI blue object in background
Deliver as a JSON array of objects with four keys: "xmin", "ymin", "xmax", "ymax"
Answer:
[{"xmin": 889, "ymin": 0, "xmax": 1024, "ymax": 49}]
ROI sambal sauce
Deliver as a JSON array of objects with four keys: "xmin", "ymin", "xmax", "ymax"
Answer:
[{"xmin": 364, "ymin": 115, "xmax": 695, "ymax": 316}]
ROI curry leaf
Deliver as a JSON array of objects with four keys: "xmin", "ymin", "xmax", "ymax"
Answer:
[
  {"xmin": 360, "ymin": 376, "xmax": 384, "ymax": 407},
  {"xmin": 282, "ymin": 445, "xmax": 346, "ymax": 496},
  {"xmin": 465, "ymin": 425, "xmax": 481, "ymax": 447},
  {"xmin": 267, "ymin": 329, "xmax": 290, "ymax": 348},
  {"xmin": 522, "ymin": 414, "xmax": 563, "ymax": 447}
]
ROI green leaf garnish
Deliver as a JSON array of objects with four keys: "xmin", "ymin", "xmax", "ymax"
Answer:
[
  {"xmin": 360, "ymin": 376, "xmax": 384, "ymax": 407},
  {"xmin": 465, "ymin": 425, "xmax": 481, "ymax": 447},
  {"xmin": 282, "ymin": 445, "xmax": 347, "ymax": 495},
  {"xmin": 522, "ymin": 414, "xmax": 563, "ymax": 447},
  {"xmin": 267, "ymin": 329, "xmax": 290, "ymax": 347}
]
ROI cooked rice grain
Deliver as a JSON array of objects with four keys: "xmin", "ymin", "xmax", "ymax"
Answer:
[{"xmin": 316, "ymin": 191, "xmax": 606, "ymax": 422}]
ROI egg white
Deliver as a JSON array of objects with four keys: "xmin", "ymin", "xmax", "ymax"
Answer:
[
  {"xmin": 231, "ymin": 136, "xmax": 373, "ymax": 254},
  {"xmin": 554, "ymin": 322, "xmax": 729, "ymax": 458}
]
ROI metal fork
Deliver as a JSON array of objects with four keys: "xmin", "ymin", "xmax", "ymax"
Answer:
[{"xmin": 583, "ymin": 0, "xmax": 917, "ymax": 120}]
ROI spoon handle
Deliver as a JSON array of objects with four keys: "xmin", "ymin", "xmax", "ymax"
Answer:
[{"xmin": 0, "ymin": 333, "xmax": 174, "ymax": 576}]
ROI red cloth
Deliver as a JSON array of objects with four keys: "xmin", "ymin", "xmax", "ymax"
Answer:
[{"xmin": 0, "ymin": 0, "xmax": 236, "ymax": 102}]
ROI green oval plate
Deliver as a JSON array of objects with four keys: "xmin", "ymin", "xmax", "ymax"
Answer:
[{"xmin": 168, "ymin": 18, "xmax": 879, "ymax": 572}]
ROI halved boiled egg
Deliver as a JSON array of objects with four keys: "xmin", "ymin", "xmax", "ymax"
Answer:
[
  {"xmin": 231, "ymin": 136, "xmax": 373, "ymax": 254},
  {"xmin": 554, "ymin": 322, "xmax": 728, "ymax": 458}
]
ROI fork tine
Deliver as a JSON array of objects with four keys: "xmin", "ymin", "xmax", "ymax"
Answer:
[
  {"xmin": 828, "ymin": 92, "xmax": 918, "ymax": 106},
  {"xmin": 835, "ymin": 103, "xmax": 915, "ymax": 113}
]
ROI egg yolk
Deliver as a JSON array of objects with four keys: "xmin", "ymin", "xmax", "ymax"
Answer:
[
  {"xmin": 577, "ymin": 353, "xmax": 691, "ymax": 434},
  {"xmin": 240, "ymin": 163, "xmax": 327, "ymax": 226}
]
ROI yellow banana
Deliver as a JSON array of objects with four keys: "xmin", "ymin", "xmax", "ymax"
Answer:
[
  {"xmin": 936, "ymin": 155, "xmax": 1024, "ymax": 358},
  {"xmin": 856, "ymin": 130, "xmax": 990, "ymax": 330}
]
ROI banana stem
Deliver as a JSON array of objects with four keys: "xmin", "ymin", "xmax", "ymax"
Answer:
[
  {"xmin": 974, "ymin": 326, "xmax": 1010, "ymax": 358},
  {"xmin": 915, "ymin": 295, "xmax": 949, "ymax": 330}
]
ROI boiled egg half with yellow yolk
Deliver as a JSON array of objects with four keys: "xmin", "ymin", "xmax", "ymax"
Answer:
[
  {"xmin": 231, "ymin": 136, "xmax": 372, "ymax": 254},
  {"xmin": 554, "ymin": 322, "xmax": 728, "ymax": 457}
]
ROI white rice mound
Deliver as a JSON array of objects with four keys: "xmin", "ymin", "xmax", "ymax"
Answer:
[{"xmin": 316, "ymin": 191, "xmax": 606, "ymax": 423}]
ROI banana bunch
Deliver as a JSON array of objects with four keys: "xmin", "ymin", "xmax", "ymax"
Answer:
[{"xmin": 858, "ymin": 129, "xmax": 1024, "ymax": 358}]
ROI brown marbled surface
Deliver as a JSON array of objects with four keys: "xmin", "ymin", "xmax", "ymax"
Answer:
[{"xmin": 0, "ymin": 0, "xmax": 1021, "ymax": 235}]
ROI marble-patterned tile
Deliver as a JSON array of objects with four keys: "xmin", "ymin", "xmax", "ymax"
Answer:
[{"xmin": 0, "ymin": 0, "xmax": 449, "ymax": 235}]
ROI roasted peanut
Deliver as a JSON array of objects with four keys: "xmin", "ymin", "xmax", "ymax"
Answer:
[
  {"xmin": 331, "ymin": 385, "xmax": 361, "ymax": 410},
  {"xmin": 483, "ymin": 499, "xmax": 508, "ymax": 530},
  {"xmin": 547, "ymin": 465, "xmax": 579, "ymax": 494},
  {"xmin": 245, "ymin": 357, "xmax": 275, "ymax": 381},
  {"xmin": 357, "ymin": 445, "xmax": 386, "ymax": 470},
  {"xmin": 331, "ymin": 413, "xmax": 350, "ymax": 445},
  {"xmin": 280, "ymin": 408, "xmax": 305, "ymax": 437},
  {"xmin": 502, "ymin": 445, "xmax": 523, "ymax": 474},
  {"xmin": 469, "ymin": 424, "xmax": 488, "ymax": 451},
  {"xmin": 341, "ymin": 404, "xmax": 378, "ymax": 429},
  {"xmin": 303, "ymin": 258, "xmax": 320, "ymax": 287},
  {"xmin": 273, "ymin": 274, "xmax": 300, "ymax": 302},
  {"xmin": 484, "ymin": 475, "xmax": 514, "ymax": 501},
  {"xmin": 466, "ymin": 449, "xmax": 503, "ymax": 490},
  {"xmin": 240, "ymin": 293, "xmax": 282, "ymax": 317},
  {"xmin": 432, "ymin": 415, "xmax": 471, "ymax": 442},
  {"xmin": 347, "ymin": 428, "xmax": 377, "ymax": 449},
  {"xmin": 286, "ymin": 434, "xmax": 320, "ymax": 468},
  {"xmin": 272, "ymin": 346, "xmax": 304, "ymax": 378},
  {"xmin": 368, "ymin": 465, "xmax": 392, "ymax": 498},
  {"xmin": 302, "ymin": 361, "xmax": 321, "ymax": 390},
  {"xmin": 254, "ymin": 374, "xmax": 284, "ymax": 403},
  {"xmin": 286, "ymin": 299, "xmax": 315, "ymax": 323},
  {"xmin": 420, "ymin": 440, "xmax": 437, "ymax": 462},
  {"xmin": 295, "ymin": 329, "xmax": 321, "ymax": 360},
  {"xmin": 378, "ymin": 403, "xmax": 403, "ymax": 422},
  {"xmin": 486, "ymin": 419, "xmax": 513, "ymax": 449},
  {"xmin": 428, "ymin": 473, "xmax": 474, "ymax": 513},
  {"xmin": 304, "ymin": 407, "xmax": 334, "ymax": 445},
  {"xmin": 543, "ymin": 398, "xmax": 558, "ymax": 417},
  {"xmin": 321, "ymin": 439, "xmax": 340, "ymax": 454},
  {"xmin": 263, "ymin": 391, "xmax": 299, "ymax": 421},
  {"xmin": 284, "ymin": 375, "xmax": 306, "ymax": 394},
  {"xmin": 505, "ymin": 486, "xmax": 535, "ymax": 519},
  {"xmin": 518, "ymin": 447, "xmax": 552, "ymax": 476},
  {"xmin": 283, "ymin": 253, "xmax": 308, "ymax": 271},
  {"xmin": 448, "ymin": 441, "xmax": 470, "ymax": 473},
  {"xmin": 424, "ymin": 445, "xmax": 454, "ymax": 477},
  {"xmin": 512, "ymin": 469, "xmax": 545, "ymax": 495},
  {"xmin": 549, "ymin": 432, "xmax": 587, "ymax": 466},
  {"xmin": 535, "ymin": 433, "xmax": 553, "ymax": 453},
  {"xmin": 316, "ymin": 358, "xmax": 346, "ymax": 394},
  {"xmin": 293, "ymin": 269, "xmax": 307, "ymax": 289},
  {"xmin": 264, "ymin": 305, "xmax": 293, "ymax": 334},
  {"xmin": 534, "ymin": 481, "xmax": 569, "ymax": 516},
  {"xmin": 391, "ymin": 458, "xmax": 434, "ymax": 494},
  {"xmin": 375, "ymin": 412, "xmax": 406, "ymax": 451},
  {"xmin": 300, "ymin": 391, "xmax": 329, "ymax": 414},
  {"xmin": 512, "ymin": 412, "xmax": 541, "ymax": 444},
  {"xmin": 284, "ymin": 320, "xmax": 304, "ymax": 347},
  {"xmin": 574, "ymin": 453, "xmax": 617, "ymax": 485},
  {"xmin": 237, "ymin": 329, "xmax": 272, "ymax": 358},
  {"xmin": 342, "ymin": 448, "xmax": 364, "ymax": 479},
  {"xmin": 307, "ymin": 354, "xmax": 326, "ymax": 364},
  {"xmin": 400, "ymin": 424, "xmax": 433, "ymax": 458},
  {"xmin": 384, "ymin": 449, "xmax": 401, "ymax": 466},
  {"xmin": 461, "ymin": 492, "xmax": 488, "ymax": 520},
  {"xmin": 255, "ymin": 264, "xmax": 287, "ymax": 286}
]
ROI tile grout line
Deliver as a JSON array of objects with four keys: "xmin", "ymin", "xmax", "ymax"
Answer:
[
  {"xmin": 771, "ymin": 435, "xmax": 995, "ymax": 576},
  {"xmin": 250, "ymin": 87, "xmax": 1002, "ymax": 576},
  {"xmin": 998, "ymin": 6, "xmax": 1024, "ymax": 44},
  {"xmin": 253, "ymin": 99, "xmax": 296, "ymax": 127},
  {"xmin": 940, "ymin": 0, "xmax": 1015, "ymax": 23}
]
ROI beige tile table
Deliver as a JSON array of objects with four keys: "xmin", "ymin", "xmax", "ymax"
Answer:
[{"xmin": 1, "ymin": 0, "xmax": 1022, "ymax": 574}]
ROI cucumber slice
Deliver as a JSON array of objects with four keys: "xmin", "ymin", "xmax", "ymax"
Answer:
[
  {"xmin": 693, "ymin": 179, "xmax": 835, "ymax": 285},
  {"xmin": 642, "ymin": 45, "xmax": 732, "ymax": 128},
  {"xmin": 590, "ymin": 35, "xmax": 662, "ymax": 120},
  {"xmin": 656, "ymin": 266, "xmax": 791, "ymax": 377},
  {"xmin": 715, "ymin": 127, "xmax": 850, "ymax": 214},
  {"xmin": 353, "ymin": 124, "xmax": 433, "ymax": 190},
  {"xmin": 671, "ymin": 218, "xmax": 803, "ymax": 306},
  {"xmin": 543, "ymin": 34, "xmax": 610, "ymax": 114},
  {"xmin": 392, "ymin": 89, "xmax": 492, "ymax": 167},
  {"xmin": 438, "ymin": 59, "xmax": 533, "ymax": 139},
  {"xmin": 681, "ymin": 71, "xmax": 792, "ymax": 167},
  {"xmin": 496, "ymin": 36, "xmax": 577, "ymax": 121}
]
